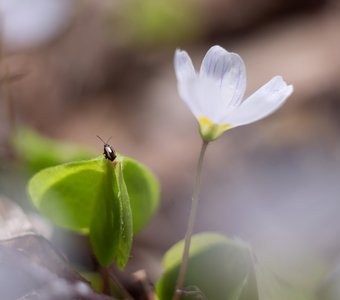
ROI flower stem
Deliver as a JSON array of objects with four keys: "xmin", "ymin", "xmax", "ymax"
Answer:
[
  {"xmin": 172, "ymin": 140, "xmax": 209, "ymax": 300},
  {"xmin": 99, "ymin": 266, "xmax": 111, "ymax": 295}
]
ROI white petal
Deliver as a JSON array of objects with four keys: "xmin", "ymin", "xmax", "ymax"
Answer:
[
  {"xmin": 174, "ymin": 49, "xmax": 196, "ymax": 82},
  {"xmin": 199, "ymin": 45, "xmax": 246, "ymax": 106},
  {"xmin": 223, "ymin": 76, "xmax": 293, "ymax": 127},
  {"xmin": 178, "ymin": 78, "xmax": 226, "ymax": 123}
]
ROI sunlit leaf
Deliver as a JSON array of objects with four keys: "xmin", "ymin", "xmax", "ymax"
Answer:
[
  {"xmin": 28, "ymin": 157, "xmax": 103, "ymax": 233},
  {"xmin": 157, "ymin": 232, "xmax": 258, "ymax": 300},
  {"xmin": 28, "ymin": 155, "xmax": 159, "ymax": 268}
]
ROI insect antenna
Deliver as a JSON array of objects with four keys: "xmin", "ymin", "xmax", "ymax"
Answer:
[
  {"xmin": 96, "ymin": 135, "xmax": 112, "ymax": 145},
  {"xmin": 96, "ymin": 135, "xmax": 106, "ymax": 144},
  {"xmin": 106, "ymin": 136, "xmax": 112, "ymax": 144}
]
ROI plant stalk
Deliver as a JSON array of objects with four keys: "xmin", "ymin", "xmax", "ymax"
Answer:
[
  {"xmin": 172, "ymin": 140, "xmax": 209, "ymax": 300},
  {"xmin": 99, "ymin": 266, "xmax": 111, "ymax": 295}
]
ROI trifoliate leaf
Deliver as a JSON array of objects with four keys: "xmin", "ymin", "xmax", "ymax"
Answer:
[{"xmin": 28, "ymin": 155, "xmax": 159, "ymax": 268}]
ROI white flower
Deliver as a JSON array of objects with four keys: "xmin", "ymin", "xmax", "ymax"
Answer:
[{"xmin": 174, "ymin": 45, "xmax": 294, "ymax": 141}]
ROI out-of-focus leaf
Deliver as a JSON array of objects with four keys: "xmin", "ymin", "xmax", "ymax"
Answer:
[
  {"xmin": 255, "ymin": 264, "xmax": 317, "ymax": 300},
  {"xmin": 13, "ymin": 127, "xmax": 95, "ymax": 173},
  {"xmin": 317, "ymin": 264, "xmax": 340, "ymax": 300},
  {"xmin": 118, "ymin": 0, "xmax": 203, "ymax": 46},
  {"xmin": 80, "ymin": 272, "xmax": 103, "ymax": 293},
  {"xmin": 230, "ymin": 275, "xmax": 249, "ymax": 300},
  {"xmin": 156, "ymin": 232, "xmax": 258, "ymax": 300}
]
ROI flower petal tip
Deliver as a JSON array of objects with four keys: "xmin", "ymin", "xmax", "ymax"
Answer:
[
  {"xmin": 174, "ymin": 48, "xmax": 184, "ymax": 56},
  {"xmin": 208, "ymin": 45, "xmax": 226, "ymax": 53},
  {"xmin": 278, "ymin": 77, "xmax": 294, "ymax": 98},
  {"xmin": 174, "ymin": 49, "xmax": 196, "ymax": 82},
  {"xmin": 266, "ymin": 76, "xmax": 294, "ymax": 99}
]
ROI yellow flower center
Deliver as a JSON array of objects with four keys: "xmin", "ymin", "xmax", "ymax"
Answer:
[{"xmin": 198, "ymin": 117, "xmax": 231, "ymax": 141}]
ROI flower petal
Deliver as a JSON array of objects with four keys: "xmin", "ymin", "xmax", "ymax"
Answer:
[
  {"xmin": 178, "ymin": 78, "xmax": 226, "ymax": 123},
  {"xmin": 199, "ymin": 45, "xmax": 246, "ymax": 106},
  {"xmin": 222, "ymin": 76, "xmax": 293, "ymax": 127},
  {"xmin": 174, "ymin": 49, "xmax": 196, "ymax": 82}
]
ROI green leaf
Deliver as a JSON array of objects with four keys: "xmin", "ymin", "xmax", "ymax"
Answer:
[
  {"xmin": 122, "ymin": 157, "xmax": 160, "ymax": 233},
  {"xmin": 13, "ymin": 127, "xmax": 94, "ymax": 173},
  {"xmin": 29, "ymin": 156, "xmax": 132, "ymax": 268},
  {"xmin": 120, "ymin": 0, "xmax": 202, "ymax": 46},
  {"xmin": 318, "ymin": 267, "xmax": 340, "ymax": 300},
  {"xmin": 89, "ymin": 159, "xmax": 122, "ymax": 266},
  {"xmin": 113, "ymin": 162, "xmax": 133, "ymax": 269},
  {"xmin": 28, "ymin": 157, "xmax": 103, "ymax": 233},
  {"xmin": 89, "ymin": 160, "xmax": 133, "ymax": 268},
  {"xmin": 230, "ymin": 275, "xmax": 249, "ymax": 300},
  {"xmin": 28, "ymin": 155, "xmax": 159, "ymax": 268},
  {"xmin": 80, "ymin": 272, "xmax": 103, "ymax": 293},
  {"xmin": 156, "ymin": 232, "xmax": 258, "ymax": 300}
]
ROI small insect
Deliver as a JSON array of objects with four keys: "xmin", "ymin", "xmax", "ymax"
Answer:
[{"xmin": 96, "ymin": 135, "xmax": 117, "ymax": 161}]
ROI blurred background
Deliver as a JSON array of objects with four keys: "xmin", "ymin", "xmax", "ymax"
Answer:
[{"xmin": 1, "ymin": 0, "xmax": 340, "ymax": 297}]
